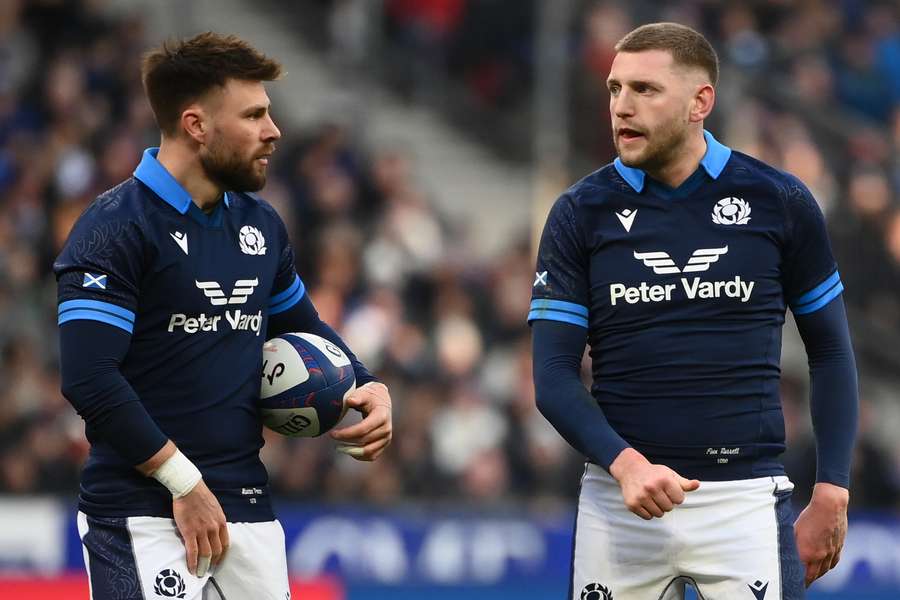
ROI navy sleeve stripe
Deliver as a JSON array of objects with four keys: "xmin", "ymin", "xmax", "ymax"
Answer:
[
  {"xmin": 59, "ymin": 299, "xmax": 136, "ymax": 322},
  {"xmin": 793, "ymin": 270, "xmax": 840, "ymax": 306},
  {"xmin": 59, "ymin": 309, "xmax": 134, "ymax": 333},
  {"xmin": 527, "ymin": 309, "xmax": 589, "ymax": 328},
  {"xmin": 792, "ymin": 282, "xmax": 844, "ymax": 315},
  {"xmin": 269, "ymin": 274, "xmax": 301, "ymax": 305},
  {"xmin": 269, "ymin": 277, "xmax": 306, "ymax": 315},
  {"xmin": 529, "ymin": 298, "xmax": 589, "ymax": 317}
]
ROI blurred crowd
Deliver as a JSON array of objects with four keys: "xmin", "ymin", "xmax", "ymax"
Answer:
[{"xmin": 1, "ymin": 0, "xmax": 899, "ymax": 514}]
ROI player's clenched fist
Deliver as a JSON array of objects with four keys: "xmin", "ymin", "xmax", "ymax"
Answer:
[
  {"xmin": 609, "ymin": 448, "xmax": 700, "ymax": 519},
  {"xmin": 330, "ymin": 381, "xmax": 393, "ymax": 461}
]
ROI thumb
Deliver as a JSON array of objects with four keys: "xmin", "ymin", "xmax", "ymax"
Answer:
[
  {"xmin": 679, "ymin": 477, "xmax": 701, "ymax": 492},
  {"xmin": 344, "ymin": 391, "xmax": 369, "ymax": 410}
]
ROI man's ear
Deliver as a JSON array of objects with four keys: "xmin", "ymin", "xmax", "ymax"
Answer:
[
  {"xmin": 689, "ymin": 83, "xmax": 715, "ymax": 124},
  {"xmin": 180, "ymin": 105, "xmax": 207, "ymax": 144}
]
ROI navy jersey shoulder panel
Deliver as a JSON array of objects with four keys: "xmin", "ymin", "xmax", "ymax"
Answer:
[
  {"xmin": 727, "ymin": 151, "xmax": 841, "ymax": 312},
  {"xmin": 54, "ymin": 178, "xmax": 163, "ymax": 318},
  {"xmin": 567, "ymin": 162, "xmax": 633, "ymax": 205},
  {"xmin": 529, "ymin": 163, "xmax": 631, "ymax": 327}
]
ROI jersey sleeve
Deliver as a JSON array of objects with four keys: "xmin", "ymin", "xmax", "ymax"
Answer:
[
  {"xmin": 53, "ymin": 203, "xmax": 143, "ymax": 333},
  {"xmin": 780, "ymin": 177, "xmax": 844, "ymax": 316},
  {"xmin": 266, "ymin": 204, "xmax": 307, "ymax": 316},
  {"xmin": 528, "ymin": 194, "xmax": 590, "ymax": 328}
]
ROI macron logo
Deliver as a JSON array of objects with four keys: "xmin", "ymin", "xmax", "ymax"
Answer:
[
  {"xmin": 748, "ymin": 580, "xmax": 768, "ymax": 600},
  {"xmin": 615, "ymin": 208, "xmax": 637, "ymax": 232},
  {"xmin": 170, "ymin": 231, "xmax": 188, "ymax": 255}
]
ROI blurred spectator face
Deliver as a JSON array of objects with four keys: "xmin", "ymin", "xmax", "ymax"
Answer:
[
  {"xmin": 196, "ymin": 79, "xmax": 281, "ymax": 192},
  {"xmin": 372, "ymin": 149, "xmax": 413, "ymax": 198},
  {"xmin": 607, "ymin": 50, "xmax": 710, "ymax": 170},
  {"xmin": 583, "ymin": 3, "xmax": 630, "ymax": 76},
  {"xmin": 311, "ymin": 167, "xmax": 356, "ymax": 216},
  {"xmin": 316, "ymin": 223, "xmax": 362, "ymax": 294},
  {"xmin": 848, "ymin": 170, "xmax": 891, "ymax": 220},
  {"xmin": 45, "ymin": 56, "xmax": 86, "ymax": 119},
  {"xmin": 435, "ymin": 314, "xmax": 482, "ymax": 378},
  {"xmin": 792, "ymin": 56, "xmax": 834, "ymax": 105}
]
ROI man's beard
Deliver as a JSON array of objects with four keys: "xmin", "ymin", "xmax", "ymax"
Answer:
[
  {"xmin": 200, "ymin": 140, "xmax": 266, "ymax": 192},
  {"xmin": 616, "ymin": 115, "xmax": 689, "ymax": 174}
]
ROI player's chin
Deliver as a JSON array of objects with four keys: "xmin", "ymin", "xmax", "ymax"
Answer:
[
  {"xmin": 617, "ymin": 147, "xmax": 647, "ymax": 168},
  {"xmin": 244, "ymin": 168, "xmax": 267, "ymax": 191}
]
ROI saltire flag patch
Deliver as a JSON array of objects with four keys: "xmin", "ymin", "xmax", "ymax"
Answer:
[{"xmin": 83, "ymin": 273, "xmax": 108, "ymax": 289}]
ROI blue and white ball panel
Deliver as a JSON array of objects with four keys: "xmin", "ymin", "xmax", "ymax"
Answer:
[
  {"xmin": 259, "ymin": 333, "xmax": 354, "ymax": 437},
  {"xmin": 260, "ymin": 337, "xmax": 312, "ymax": 399},
  {"xmin": 294, "ymin": 332, "xmax": 352, "ymax": 368}
]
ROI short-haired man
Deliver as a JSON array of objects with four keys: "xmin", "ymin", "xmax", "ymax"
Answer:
[
  {"xmin": 530, "ymin": 22, "xmax": 857, "ymax": 599},
  {"xmin": 56, "ymin": 32, "xmax": 392, "ymax": 600}
]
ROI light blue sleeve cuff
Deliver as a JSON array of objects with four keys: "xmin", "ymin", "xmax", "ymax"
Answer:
[
  {"xmin": 527, "ymin": 298, "xmax": 589, "ymax": 328},
  {"xmin": 58, "ymin": 299, "xmax": 135, "ymax": 333},
  {"xmin": 269, "ymin": 273, "xmax": 306, "ymax": 315},
  {"xmin": 791, "ymin": 271, "xmax": 843, "ymax": 315}
]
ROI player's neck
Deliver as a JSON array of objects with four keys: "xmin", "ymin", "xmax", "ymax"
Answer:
[
  {"xmin": 156, "ymin": 141, "xmax": 225, "ymax": 212},
  {"xmin": 644, "ymin": 130, "xmax": 707, "ymax": 190}
]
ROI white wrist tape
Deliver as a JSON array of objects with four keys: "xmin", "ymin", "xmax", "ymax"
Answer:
[{"xmin": 151, "ymin": 450, "xmax": 202, "ymax": 498}]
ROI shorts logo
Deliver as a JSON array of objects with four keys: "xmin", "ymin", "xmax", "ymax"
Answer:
[
  {"xmin": 153, "ymin": 568, "xmax": 186, "ymax": 598},
  {"xmin": 195, "ymin": 279, "xmax": 259, "ymax": 306},
  {"xmin": 748, "ymin": 580, "xmax": 768, "ymax": 600},
  {"xmin": 581, "ymin": 582, "xmax": 613, "ymax": 600},
  {"xmin": 712, "ymin": 197, "xmax": 751, "ymax": 225},
  {"xmin": 533, "ymin": 271, "xmax": 548, "ymax": 287},
  {"xmin": 239, "ymin": 225, "xmax": 267, "ymax": 255}
]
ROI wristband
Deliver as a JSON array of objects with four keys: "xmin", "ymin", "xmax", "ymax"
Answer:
[{"xmin": 151, "ymin": 449, "xmax": 202, "ymax": 498}]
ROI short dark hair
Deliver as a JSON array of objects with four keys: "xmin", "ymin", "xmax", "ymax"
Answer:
[
  {"xmin": 141, "ymin": 32, "xmax": 283, "ymax": 136},
  {"xmin": 615, "ymin": 22, "xmax": 719, "ymax": 86}
]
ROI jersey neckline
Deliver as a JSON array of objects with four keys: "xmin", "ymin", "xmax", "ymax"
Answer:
[{"xmin": 613, "ymin": 129, "xmax": 732, "ymax": 194}]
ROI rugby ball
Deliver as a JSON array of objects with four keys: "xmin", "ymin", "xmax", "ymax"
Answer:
[{"xmin": 259, "ymin": 333, "xmax": 355, "ymax": 437}]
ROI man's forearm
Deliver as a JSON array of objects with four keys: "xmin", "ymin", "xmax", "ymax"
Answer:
[{"xmin": 795, "ymin": 298, "xmax": 858, "ymax": 487}]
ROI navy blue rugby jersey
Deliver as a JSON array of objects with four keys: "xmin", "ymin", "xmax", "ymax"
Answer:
[
  {"xmin": 55, "ymin": 148, "xmax": 307, "ymax": 520},
  {"xmin": 528, "ymin": 131, "xmax": 844, "ymax": 480}
]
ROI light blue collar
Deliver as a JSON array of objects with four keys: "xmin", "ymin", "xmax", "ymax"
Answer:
[
  {"xmin": 133, "ymin": 147, "xmax": 230, "ymax": 214},
  {"xmin": 613, "ymin": 129, "xmax": 732, "ymax": 193}
]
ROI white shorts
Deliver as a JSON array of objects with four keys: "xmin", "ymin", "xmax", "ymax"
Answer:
[
  {"xmin": 571, "ymin": 463, "xmax": 805, "ymax": 600},
  {"xmin": 77, "ymin": 512, "xmax": 289, "ymax": 600}
]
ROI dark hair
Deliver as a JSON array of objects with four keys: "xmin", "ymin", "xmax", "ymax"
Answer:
[
  {"xmin": 141, "ymin": 32, "xmax": 283, "ymax": 136},
  {"xmin": 615, "ymin": 22, "xmax": 719, "ymax": 86}
]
